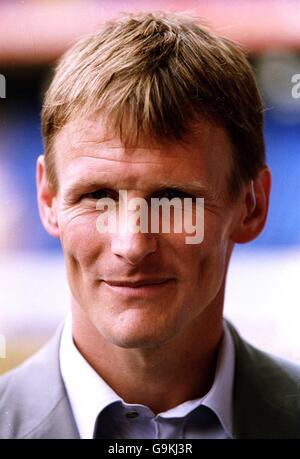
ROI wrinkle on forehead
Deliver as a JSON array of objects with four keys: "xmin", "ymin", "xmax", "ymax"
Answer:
[
  {"xmin": 60, "ymin": 117, "xmax": 162, "ymax": 151},
  {"xmin": 67, "ymin": 154, "xmax": 172, "ymax": 166}
]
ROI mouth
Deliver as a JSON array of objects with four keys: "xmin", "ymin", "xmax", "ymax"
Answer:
[{"xmin": 102, "ymin": 278, "xmax": 175, "ymax": 297}]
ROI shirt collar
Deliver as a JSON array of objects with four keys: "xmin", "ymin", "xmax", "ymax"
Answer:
[
  {"xmin": 202, "ymin": 320, "xmax": 235, "ymax": 436},
  {"xmin": 155, "ymin": 321, "xmax": 234, "ymax": 437},
  {"xmin": 59, "ymin": 315, "xmax": 120, "ymax": 439},
  {"xmin": 60, "ymin": 314, "xmax": 235, "ymax": 439}
]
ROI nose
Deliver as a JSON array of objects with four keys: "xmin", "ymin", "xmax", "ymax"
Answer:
[{"xmin": 111, "ymin": 229, "xmax": 158, "ymax": 265}]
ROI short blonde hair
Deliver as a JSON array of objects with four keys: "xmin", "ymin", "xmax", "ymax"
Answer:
[{"xmin": 42, "ymin": 11, "xmax": 266, "ymax": 198}]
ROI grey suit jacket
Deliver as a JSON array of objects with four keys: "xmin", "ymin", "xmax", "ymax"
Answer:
[{"xmin": 0, "ymin": 322, "xmax": 300, "ymax": 439}]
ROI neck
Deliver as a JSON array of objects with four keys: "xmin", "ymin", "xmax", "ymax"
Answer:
[{"xmin": 71, "ymin": 300, "xmax": 224, "ymax": 415}]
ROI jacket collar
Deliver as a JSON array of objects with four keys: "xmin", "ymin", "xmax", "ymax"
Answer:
[{"xmin": 228, "ymin": 321, "xmax": 300, "ymax": 439}]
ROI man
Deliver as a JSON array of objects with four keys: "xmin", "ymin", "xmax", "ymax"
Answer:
[{"xmin": 0, "ymin": 11, "xmax": 299, "ymax": 439}]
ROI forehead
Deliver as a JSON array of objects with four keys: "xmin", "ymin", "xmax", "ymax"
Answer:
[{"xmin": 52, "ymin": 115, "xmax": 233, "ymax": 192}]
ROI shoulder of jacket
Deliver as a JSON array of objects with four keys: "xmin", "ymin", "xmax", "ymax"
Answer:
[{"xmin": 0, "ymin": 326, "xmax": 66, "ymax": 438}]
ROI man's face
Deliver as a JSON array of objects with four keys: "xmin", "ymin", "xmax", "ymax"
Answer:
[{"xmin": 44, "ymin": 116, "xmax": 241, "ymax": 349}]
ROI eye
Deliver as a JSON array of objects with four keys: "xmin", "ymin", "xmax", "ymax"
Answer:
[
  {"xmin": 155, "ymin": 189, "xmax": 192, "ymax": 200},
  {"xmin": 83, "ymin": 189, "xmax": 116, "ymax": 200}
]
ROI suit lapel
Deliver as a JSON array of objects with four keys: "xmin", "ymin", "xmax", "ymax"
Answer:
[
  {"xmin": 24, "ymin": 396, "xmax": 79, "ymax": 439},
  {"xmin": 23, "ymin": 325, "xmax": 80, "ymax": 439}
]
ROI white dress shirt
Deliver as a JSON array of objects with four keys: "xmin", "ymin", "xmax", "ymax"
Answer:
[{"xmin": 60, "ymin": 314, "xmax": 235, "ymax": 439}]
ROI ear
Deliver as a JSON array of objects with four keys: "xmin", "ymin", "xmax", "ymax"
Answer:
[
  {"xmin": 36, "ymin": 155, "xmax": 60, "ymax": 238},
  {"xmin": 231, "ymin": 167, "xmax": 271, "ymax": 244}
]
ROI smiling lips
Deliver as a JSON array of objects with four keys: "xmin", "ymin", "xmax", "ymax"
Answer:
[
  {"xmin": 104, "ymin": 278, "xmax": 172, "ymax": 287},
  {"xmin": 103, "ymin": 278, "xmax": 174, "ymax": 295}
]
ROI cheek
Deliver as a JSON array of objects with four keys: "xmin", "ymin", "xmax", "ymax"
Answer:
[
  {"xmin": 198, "ymin": 240, "xmax": 227, "ymax": 276},
  {"xmin": 195, "ymin": 236, "xmax": 230, "ymax": 306},
  {"xmin": 58, "ymin": 207, "xmax": 106, "ymax": 265},
  {"xmin": 179, "ymin": 221, "xmax": 230, "ymax": 295}
]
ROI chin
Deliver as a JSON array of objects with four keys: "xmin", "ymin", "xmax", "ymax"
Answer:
[
  {"xmin": 107, "ymin": 334, "xmax": 161, "ymax": 349},
  {"xmin": 98, "ymin": 317, "xmax": 177, "ymax": 349},
  {"xmin": 89, "ymin": 300, "xmax": 184, "ymax": 349}
]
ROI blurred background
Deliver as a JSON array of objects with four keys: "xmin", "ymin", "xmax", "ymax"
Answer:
[{"xmin": 0, "ymin": 0, "xmax": 299, "ymax": 374}]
